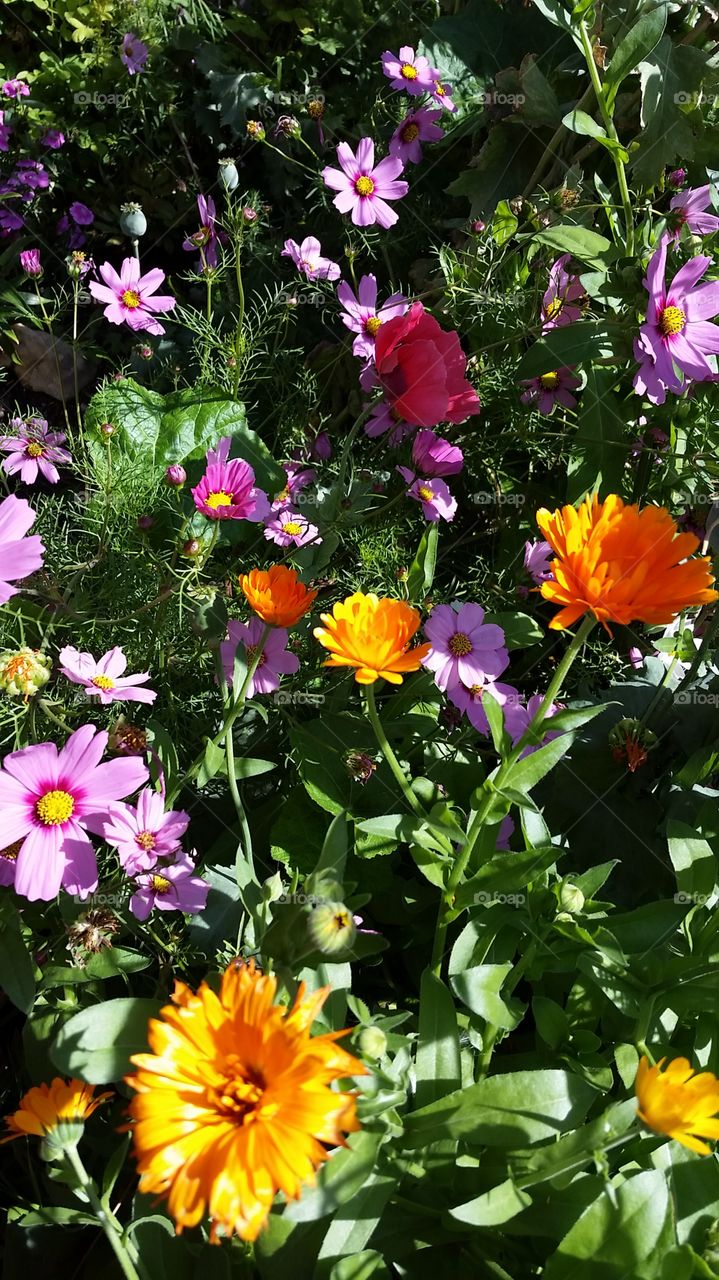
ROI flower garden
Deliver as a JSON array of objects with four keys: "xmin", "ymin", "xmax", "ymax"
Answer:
[{"xmin": 2, "ymin": 0, "xmax": 719, "ymax": 1276}]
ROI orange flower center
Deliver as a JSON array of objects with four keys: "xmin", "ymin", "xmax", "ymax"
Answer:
[
  {"xmin": 364, "ymin": 315, "xmax": 382, "ymax": 336},
  {"xmin": 401, "ymin": 122, "xmax": 420, "ymax": 142},
  {"xmin": 659, "ymin": 305, "xmax": 686, "ymax": 336},
  {"xmin": 36, "ymin": 789, "xmax": 75, "ymax": 826},
  {"xmin": 122, "ymin": 289, "xmax": 141, "ymax": 309},
  {"xmin": 539, "ymin": 371, "xmax": 560, "ymax": 390},
  {"xmin": 136, "ymin": 831, "xmax": 157, "ymax": 851},
  {"xmin": 213, "ymin": 1062, "xmax": 266, "ymax": 1124},
  {"xmin": 206, "ymin": 490, "xmax": 234, "ymax": 509},
  {"xmin": 355, "ymin": 176, "xmax": 375, "ymax": 197},
  {"xmin": 448, "ymin": 632, "xmax": 473, "ymax": 657},
  {"xmin": 92, "ymin": 675, "xmax": 115, "ymax": 690},
  {"xmin": 4, "ymin": 655, "xmax": 33, "ymax": 680},
  {"xmin": 26, "ymin": 442, "xmax": 44, "ymax": 458},
  {"xmin": 401, "ymin": 64, "xmax": 418, "ymax": 80}
]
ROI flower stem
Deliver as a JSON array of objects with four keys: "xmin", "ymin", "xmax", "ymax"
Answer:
[
  {"xmin": 364, "ymin": 683, "xmax": 424, "ymax": 817},
  {"xmin": 64, "ymin": 1146, "xmax": 145, "ymax": 1280},
  {"xmin": 578, "ymin": 20, "xmax": 634, "ymax": 257}
]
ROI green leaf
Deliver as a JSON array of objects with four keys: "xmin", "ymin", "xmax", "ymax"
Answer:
[
  {"xmin": 561, "ymin": 110, "xmax": 608, "ymax": 141},
  {"xmin": 542, "ymin": 702, "xmax": 612, "ymax": 734},
  {"xmin": 450, "ymin": 1177, "xmax": 533, "ymax": 1227},
  {"xmin": 633, "ymin": 38, "xmax": 713, "ymax": 184},
  {"xmin": 544, "ymin": 1170, "xmax": 671, "ymax": 1279},
  {"xmin": 187, "ymin": 862, "xmax": 244, "ymax": 951},
  {"xmin": 501, "ymin": 733, "xmax": 574, "ymax": 796},
  {"xmin": 667, "ymin": 819, "xmax": 716, "ymax": 902},
  {"xmin": 0, "ymin": 916, "xmax": 36, "ymax": 1014},
  {"xmin": 50, "ymin": 998, "xmax": 160, "ymax": 1083},
  {"xmin": 406, "ymin": 523, "xmax": 439, "ymax": 603},
  {"xmin": 314, "ymin": 1174, "xmax": 395, "ymax": 1271},
  {"xmin": 533, "ymin": 226, "xmax": 612, "ymax": 270},
  {"xmin": 485, "ymin": 611, "xmax": 544, "ymax": 649},
  {"xmin": 197, "ymin": 737, "xmax": 226, "ymax": 786},
  {"xmin": 450, "ymin": 964, "xmax": 519, "ymax": 1028},
  {"xmin": 455, "ymin": 845, "xmax": 560, "ymax": 910},
  {"xmin": 567, "ymin": 368, "xmax": 629, "ymax": 501},
  {"xmin": 329, "ymin": 1253, "xmax": 388, "ymax": 1280},
  {"xmin": 311, "ymin": 811, "xmax": 350, "ymax": 887},
  {"xmin": 605, "ymin": 5, "xmax": 668, "ymax": 108},
  {"xmin": 285, "ymin": 1130, "xmax": 382, "ymax": 1223},
  {"xmin": 516, "ymin": 322, "xmax": 617, "ymax": 380},
  {"xmin": 492, "ymin": 200, "xmax": 518, "ymax": 246},
  {"xmin": 415, "ymin": 969, "xmax": 461, "ymax": 1108}
]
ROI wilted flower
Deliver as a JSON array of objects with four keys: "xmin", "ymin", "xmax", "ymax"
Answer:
[
  {"xmin": 282, "ymin": 235, "xmax": 340, "ymax": 282},
  {"xmin": 183, "ymin": 194, "xmax": 218, "ymax": 271},
  {"xmin": 66, "ymin": 908, "xmax": 120, "ymax": 961},
  {"xmin": 609, "ymin": 717, "xmax": 657, "ymax": 772},
  {"xmin": 0, "ymin": 646, "xmax": 51, "ymax": 697},
  {"xmin": 541, "ymin": 255, "xmax": 587, "ymax": 331},
  {"xmin": 246, "ymin": 120, "xmax": 265, "ymax": 140},
  {"xmin": 307, "ymin": 98, "xmax": 325, "ymax": 120},
  {"xmin": 109, "ymin": 717, "xmax": 148, "ymax": 756},
  {"xmin": 344, "ymin": 750, "xmax": 376, "ymax": 783},
  {"xmin": 275, "ymin": 114, "xmax": 301, "ymax": 138}
]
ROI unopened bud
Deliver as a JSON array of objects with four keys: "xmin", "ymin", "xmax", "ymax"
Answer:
[
  {"xmin": 100, "ymin": 421, "xmax": 115, "ymax": 436},
  {"xmin": 137, "ymin": 514, "xmax": 154, "ymax": 531},
  {"xmin": 218, "ymin": 158, "xmax": 239, "ymax": 191},
  {"xmin": 558, "ymin": 882, "xmax": 585, "ymax": 915},
  {"xmin": 358, "ymin": 1026, "xmax": 387, "ymax": 1059},
  {"xmin": 165, "ymin": 463, "xmax": 186, "ymax": 488},
  {"xmin": 182, "ymin": 538, "xmax": 201, "ymax": 557},
  {"xmin": 307, "ymin": 901, "xmax": 357, "ymax": 954},
  {"xmin": 119, "ymin": 202, "xmax": 147, "ymax": 237},
  {"xmin": 0, "ymin": 647, "xmax": 51, "ymax": 697}
]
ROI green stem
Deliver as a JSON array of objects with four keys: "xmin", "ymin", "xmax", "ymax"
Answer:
[
  {"xmin": 232, "ymin": 230, "xmax": 245, "ymax": 400},
  {"xmin": 578, "ymin": 20, "xmax": 634, "ymax": 257},
  {"xmin": 34, "ymin": 282, "xmax": 71, "ymax": 434},
  {"xmin": 65, "ymin": 1147, "xmax": 145, "ymax": 1280},
  {"xmin": 72, "ymin": 281, "xmax": 82, "ymax": 436},
  {"xmin": 364, "ymin": 683, "xmax": 424, "ymax": 817},
  {"xmin": 674, "ymin": 605, "xmax": 719, "ymax": 696},
  {"xmin": 216, "ymin": 657, "xmax": 254, "ymax": 878}
]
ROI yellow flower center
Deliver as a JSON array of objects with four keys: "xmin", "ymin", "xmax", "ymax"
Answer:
[
  {"xmin": 364, "ymin": 315, "xmax": 382, "ymax": 336},
  {"xmin": 418, "ymin": 484, "xmax": 434, "ymax": 502},
  {"xmin": 435, "ymin": 82, "xmax": 446, "ymax": 96},
  {"xmin": 136, "ymin": 831, "xmax": 157, "ymax": 851},
  {"xmin": 26, "ymin": 442, "xmax": 44, "ymax": 458},
  {"xmin": 36, "ymin": 789, "xmax": 75, "ymax": 826},
  {"xmin": 206, "ymin": 490, "xmax": 234, "ymax": 509},
  {"xmin": 659, "ymin": 305, "xmax": 686, "ymax": 336},
  {"xmin": 448, "ymin": 632, "xmax": 473, "ymax": 657},
  {"xmin": 151, "ymin": 874, "xmax": 172, "ymax": 893},
  {"xmin": 121, "ymin": 289, "xmax": 141, "ymax": 309},
  {"xmin": 91, "ymin": 675, "xmax": 115, "ymax": 690},
  {"xmin": 401, "ymin": 64, "xmax": 418, "ymax": 80},
  {"xmin": 469, "ymin": 684, "xmax": 484, "ymax": 698},
  {"xmin": 401, "ymin": 123, "xmax": 420, "ymax": 142},
  {"xmin": 282, "ymin": 520, "xmax": 303, "ymax": 537},
  {"xmin": 274, "ymin": 486, "xmax": 290, "ymax": 505},
  {"xmin": 333, "ymin": 910, "xmax": 352, "ymax": 932},
  {"xmin": 355, "ymin": 176, "xmax": 375, "ymax": 197},
  {"xmin": 214, "ymin": 1063, "xmax": 266, "ymax": 1123},
  {"xmin": 544, "ymin": 297, "xmax": 563, "ymax": 320},
  {"xmin": 539, "ymin": 371, "xmax": 560, "ymax": 390},
  {"xmin": 245, "ymin": 643, "xmax": 267, "ymax": 668}
]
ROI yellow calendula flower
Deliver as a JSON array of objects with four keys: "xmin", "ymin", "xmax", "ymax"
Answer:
[
  {"xmin": 314, "ymin": 592, "xmax": 431, "ymax": 685},
  {"xmin": 1, "ymin": 1078, "xmax": 111, "ymax": 1160},
  {"xmin": 635, "ymin": 1055, "xmax": 719, "ymax": 1154}
]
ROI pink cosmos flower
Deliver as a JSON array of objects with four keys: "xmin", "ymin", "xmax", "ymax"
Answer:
[
  {"xmin": 381, "ymin": 47, "xmax": 433, "ymax": 95},
  {"xmin": 2, "ymin": 79, "xmax": 30, "ymax": 98},
  {"xmin": 523, "ymin": 539, "xmax": 553, "ymax": 585},
  {"xmin": 428, "ymin": 72, "xmax": 456, "ymax": 113},
  {"xmin": 192, "ymin": 436, "xmax": 270, "ymax": 522},
  {"xmin": 129, "ymin": 852, "xmax": 209, "ymax": 921},
  {"xmin": 0, "ymin": 724, "xmax": 148, "ymax": 901},
  {"xmin": 0, "ymin": 110, "xmax": 11, "ymax": 151},
  {"xmin": 271, "ymin": 462, "xmax": 316, "ymax": 511},
  {"xmin": 628, "ymin": 646, "xmax": 644, "ymax": 670},
  {"xmin": 505, "ymin": 694, "xmax": 564, "ymax": 758},
  {"xmin": 120, "ymin": 32, "xmax": 149, "ymax": 75},
  {"xmin": 59, "ymin": 646, "xmax": 157, "ymax": 705},
  {"xmin": 365, "ymin": 397, "xmax": 418, "ymax": 442},
  {"xmin": 0, "ymin": 417, "xmax": 70, "ymax": 484},
  {"xmin": 374, "ymin": 302, "xmax": 480, "ymax": 427},
  {"xmin": 448, "ymin": 679, "xmax": 519, "ymax": 736},
  {"xmin": 19, "ymin": 248, "xmax": 42, "ymax": 276},
  {"xmin": 264, "ymin": 509, "xmax": 321, "ymax": 548},
  {"xmin": 220, "ymin": 617, "xmax": 300, "ymax": 697},
  {"xmin": 281, "ymin": 236, "xmax": 340, "ymax": 281},
  {"xmin": 520, "ymin": 367, "xmax": 581, "ymax": 413},
  {"xmin": 411, "ymin": 429, "xmax": 463, "ymax": 477},
  {"xmin": 0, "ymin": 494, "xmax": 44, "ymax": 603},
  {"xmin": 633, "ymin": 239, "xmax": 719, "ymax": 405},
  {"xmin": 422, "ymin": 602, "xmax": 509, "ymax": 693},
  {"xmin": 337, "ymin": 274, "xmax": 408, "ymax": 359},
  {"xmin": 103, "ymin": 787, "xmax": 190, "ymax": 875},
  {"xmin": 668, "ymin": 185, "xmax": 719, "ymax": 239},
  {"xmin": 389, "ymin": 107, "xmax": 444, "ymax": 165},
  {"xmin": 541, "ymin": 255, "xmax": 587, "ymax": 331},
  {"xmin": 183, "ymin": 194, "xmax": 218, "ymax": 270},
  {"xmin": 89, "ymin": 257, "xmax": 176, "ymax": 336},
  {"xmin": 322, "ymin": 139, "xmax": 408, "ymax": 229},
  {"xmin": 41, "ymin": 129, "xmax": 65, "ymax": 149},
  {"xmin": 399, "ymin": 470, "xmax": 457, "ymax": 522}
]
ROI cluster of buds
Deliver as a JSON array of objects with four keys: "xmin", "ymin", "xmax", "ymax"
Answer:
[
  {"xmin": 0, "ymin": 647, "xmax": 51, "ymax": 697},
  {"xmin": 609, "ymin": 717, "xmax": 657, "ymax": 773}
]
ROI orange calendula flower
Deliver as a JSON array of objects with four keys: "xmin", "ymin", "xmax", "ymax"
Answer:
[
  {"xmin": 1, "ymin": 1077, "xmax": 111, "ymax": 1159},
  {"xmin": 636, "ymin": 1056, "xmax": 719, "ymax": 1155},
  {"xmin": 125, "ymin": 960, "xmax": 367, "ymax": 1243},
  {"xmin": 313, "ymin": 592, "xmax": 431, "ymax": 684},
  {"xmin": 537, "ymin": 493, "xmax": 717, "ymax": 631},
  {"xmin": 239, "ymin": 564, "xmax": 317, "ymax": 627}
]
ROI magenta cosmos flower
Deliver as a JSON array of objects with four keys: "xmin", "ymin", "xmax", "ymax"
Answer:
[
  {"xmin": 41, "ymin": 129, "xmax": 65, "ymax": 149},
  {"xmin": 103, "ymin": 787, "xmax": 190, "ymax": 875},
  {"xmin": 0, "ymin": 724, "xmax": 148, "ymax": 901},
  {"xmin": 0, "ymin": 494, "xmax": 44, "ymax": 603},
  {"xmin": 337, "ymin": 274, "xmax": 408, "ymax": 359},
  {"xmin": 398, "ymin": 469, "xmax": 457, "ymax": 522},
  {"xmin": 668, "ymin": 185, "xmax": 719, "ymax": 239},
  {"xmin": 281, "ymin": 236, "xmax": 340, "ymax": 282},
  {"xmin": 520, "ymin": 367, "xmax": 581, "ymax": 413},
  {"xmin": 633, "ymin": 239, "xmax": 719, "ymax": 404},
  {"xmin": 422, "ymin": 602, "xmax": 509, "ymax": 693},
  {"xmin": 120, "ymin": 32, "xmax": 148, "ymax": 75},
  {"xmin": 2, "ymin": 79, "xmax": 30, "ymax": 98},
  {"xmin": 183, "ymin": 194, "xmax": 218, "ymax": 270},
  {"xmin": 191, "ymin": 437, "xmax": 270, "ymax": 522},
  {"xmin": 0, "ymin": 110, "xmax": 11, "ymax": 151},
  {"xmin": 411, "ymin": 429, "xmax": 463, "ymax": 477},
  {"xmin": 271, "ymin": 462, "xmax": 316, "ymax": 511},
  {"xmin": 129, "ymin": 852, "xmax": 209, "ymax": 921},
  {"xmin": 322, "ymin": 139, "xmax": 408, "ymax": 229},
  {"xmin": 0, "ymin": 417, "xmax": 71, "ymax": 484},
  {"xmin": 541, "ymin": 255, "xmax": 586, "ymax": 331},
  {"xmin": 381, "ymin": 47, "xmax": 433, "ymax": 95},
  {"xmin": 89, "ymin": 258, "xmax": 175, "ymax": 336},
  {"xmin": 221, "ymin": 617, "xmax": 300, "ymax": 697},
  {"xmin": 429, "ymin": 72, "xmax": 456, "ymax": 113},
  {"xmin": 504, "ymin": 693, "xmax": 564, "ymax": 758},
  {"xmin": 19, "ymin": 248, "xmax": 42, "ymax": 276},
  {"xmin": 389, "ymin": 107, "xmax": 444, "ymax": 165},
  {"xmin": 523, "ymin": 539, "xmax": 554, "ymax": 585},
  {"xmin": 59, "ymin": 646, "xmax": 157, "ymax": 705},
  {"xmin": 448, "ymin": 678, "xmax": 519, "ymax": 736},
  {"xmin": 264, "ymin": 509, "xmax": 320, "ymax": 548}
]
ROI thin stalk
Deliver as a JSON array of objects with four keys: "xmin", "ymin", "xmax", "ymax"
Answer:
[
  {"xmin": 34, "ymin": 282, "xmax": 71, "ymax": 434},
  {"xmin": 578, "ymin": 20, "xmax": 634, "ymax": 257},
  {"xmin": 64, "ymin": 1147, "xmax": 145, "ymax": 1280},
  {"xmin": 232, "ymin": 228, "xmax": 245, "ymax": 400},
  {"xmin": 364, "ymin": 684, "xmax": 424, "ymax": 817}
]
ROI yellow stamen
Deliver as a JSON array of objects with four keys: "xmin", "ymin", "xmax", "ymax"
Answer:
[
  {"xmin": 539, "ymin": 371, "xmax": 560, "ymax": 390},
  {"xmin": 26, "ymin": 442, "xmax": 44, "ymax": 458},
  {"xmin": 401, "ymin": 123, "xmax": 420, "ymax": 142},
  {"xmin": 91, "ymin": 675, "xmax": 115, "ymax": 690},
  {"xmin": 435, "ymin": 82, "xmax": 446, "ymax": 96},
  {"xmin": 206, "ymin": 490, "xmax": 234, "ymax": 509},
  {"xmin": 364, "ymin": 316, "xmax": 382, "ymax": 336},
  {"xmin": 401, "ymin": 64, "xmax": 418, "ymax": 80},
  {"xmin": 544, "ymin": 297, "xmax": 563, "ymax": 320},
  {"xmin": 136, "ymin": 831, "xmax": 157, "ymax": 851},
  {"xmin": 36, "ymin": 789, "xmax": 75, "ymax": 826},
  {"xmin": 659, "ymin": 305, "xmax": 686, "ymax": 337},
  {"xmin": 121, "ymin": 289, "xmax": 141, "ymax": 309},
  {"xmin": 355, "ymin": 176, "xmax": 375, "ymax": 197},
  {"xmin": 418, "ymin": 485, "xmax": 434, "ymax": 502},
  {"xmin": 151, "ymin": 874, "xmax": 172, "ymax": 893},
  {"xmin": 282, "ymin": 521, "xmax": 303, "ymax": 537},
  {"xmin": 448, "ymin": 632, "xmax": 473, "ymax": 657},
  {"xmin": 4, "ymin": 655, "xmax": 33, "ymax": 680}
]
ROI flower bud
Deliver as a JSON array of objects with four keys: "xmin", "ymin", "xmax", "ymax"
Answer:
[
  {"xmin": 246, "ymin": 121, "xmax": 265, "ymax": 140},
  {"xmin": 470, "ymin": 218, "xmax": 486, "ymax": 234},
  {"xmin": 274, "ymin": 115, "xmax": 301, "ymax": 139},
  {"xmin": 0, "ymin": 647, "xmax": 51, "ymax": 697},
  {"xmin": 307, "ymin": 901, "xmax": 357, "ymax": 954},
  {"xmin": 242, "ymin": 205, "xmax": 258, "ymax": 223},
  {"xmin": 182, "ymin": 538, "xmax": 201, "ymax": 557},
  {"xmin": 119, "ymin": 202, "xmax": 147, "ymax": 237},
  {"xmin": 100, "ymin": 421, "xmax": 115, "ymax": 436},
  {"xmin": 307, "ymin": 98, "xmax": 325, "ymax": 120},
  {"xmin": 218, "ymin": 158, "xmax": 239, "ymax": 191},
  {"xmin": 358, "ymin": 1026, "xmax": 387, "ymax": 1059},
  {"xmin": 109, "ymin": 716, "xmax": 148, "ymax": 756},
  {"xmin": 558, "ymin": 882, "xmax": 585, "ymax": 915},
  {"xmin": 134, "ymin": 343, "xmax": 153, "ymax": 360},
  {"xmin": 137, "ymin": 514, "xmax": 154, "ymax": 531},
  {"xmin": 19, "ymin": 248, "xmax": 42, "ymax": 277},
  {"xmin": 667, "ymin": 167, "xmax": 687, "ymax": 190},
  {"xmin": 165, "ymin": 463, "xmax": 186, "ymax": 488}
]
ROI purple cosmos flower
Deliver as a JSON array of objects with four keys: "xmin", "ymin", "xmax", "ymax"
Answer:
[
  {"xmin": 264, "ymin": 509, "xmax": 321, "ymax": 548},
  {"xmin": 103, "ymin": 788, "xmax": 190, "ymax": 875},
  {"xmin": 322, "ymin": 138, "xmax": 408, "ymax": 229},
  {"xmin": 120, "ymin": 32, "xmax": 149, "ymax": 75},
  {"xmin": 14, "ymin": 159, "xmax": 48, "ymax": 191},
  {"xmin": 0, "ymin": 494, "xmax": 44, "ymax": 602},
  {"xmin": 2, "ymin": 80, "xmax": 30, "ymax": 98},
  {"xmin": 0, "ymin": 417, "xmax": 71, "ymax": 484},
  {"xmin": 182, "ymin": 194, "xmax": 218, "ymax": 270},
  {"xmin": 428, "ymin": 71, "xmax": 456, "ymax": 113},
  {"xmin": 422, "ymin": 602, "xmax": 509, "ymax": 693},
  {"xmin": 496, "ymin": 815, "xmax": 514, "ymax": 851},
  {"xmin": 381, "ymin": 46, "xmax": 433, "ymax": 95},
  {"xmin": 389, "ymin": 107, "xmax": 444, "ymax": 165},
  {"xmin": 306, "ymin": 428, "xmax": 332, "ymax": 461},
  {"xmin": 398, "ymin": 469, "xmax": 457, "ymax": 521},
  {"xmin": 0, "ymin": 209, "xmax": 24, "ymax": 236},
  {"xmin": 628, "ymin": 646, "xmax": 644, "ymax": 670},
  {"xmin": 0, "ymin": 723, "xmax": 148, "ymax": 902},
  {"xmin": 336, "ymin": 274, "xmax": 408, "ymax": 359},
  {"xmin": 19, "ymin": 248, "xmax": 42, "ymax": 277},
  {"xmin": 411, "ymin": 429, "xmax": 463, "ymax": 477},
  {"xmin": 504, "ymin": 693, "xmax": 564, "ymax": 758},
  {"xmin": 89, "ymin": 257, "xmax": 176, "ymax": 336},
  {"xmin": 129, "ymin": 852, "xmax": 209, "ymax": 921},
  {"xmin": 271, "ymin": 462, "xmax": 316, "ymax": 511},
  {"xmin": 41, "ymin": 129, "xmax": 65, "ymax": 149},
  {"xmin": 365, "ymin": 397, "xmax": 418, "ymax": 442},
  {"xmin": 668, "ymin": 185, "xmax": 719, "ymax": 239},
  {"xmin": 0, "ymin": 110, "xmax": 11, "ymax": 151},
  {"xmin": 523, "ymin": 539, "xmax": 554, "ymax": 585},
  {"xmin": 191, "ymin": 437, "xmax": 270, "ymax": 522},
  {"xmin": 281, "ymin": 235, "xmax": 340, "ymax": 281},
  {"xmin": 520, "ymin": 367, "xmax": 581, "ymax": 413},
  {"xmin": 59, "ymin": 645, "xmax": 157, "ymax": 705},
  {"xmin": 448, "ymin": 679, "xmax": 519, "ymax": 735},
  {"xmin": 220, "ymin": 617, "xmax": 300, "ymax": 698},
  {"xmin": 629, "ymin": 424, "xmax": 670, "ymax": 460},
  {"xmin": 633, "ymin": 239, "xmax": 719, "ymax": 404},
  {"xmin": 70, "ymin": 201, "xmax": 94, "ymax": 226},
  {"xmin": 541, "ymin": 255, "xmax": 587, "ymax": 331}
]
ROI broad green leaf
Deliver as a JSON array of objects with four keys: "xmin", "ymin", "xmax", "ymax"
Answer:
[
  {"xmin": 450, "ymin": 1177, "xmax": 533, "ymax": 1227},
  {"xmin": 534, "ymin": 226, "xmax": 612, "ymax": 270},
  {"xmin": 667, "ymin": 819, "xmax": 716, "ymax": 902},
  {"xmin": 50, "ymin": 997, "xmax": 160, "ymax": 1083},
  {"xmin": 415, "ymin": 970, "xmax": 461, "ymax": 1108},
  {"xmin": 187, "ymin": 862, "xmax": 244, "ymax": 950},
  {"xmin": 329, "ymin": 1253, "xmax": 388, "ymax": 1280},
  {"xmin": 492, "ymin": 200, "xmax": 518, "ymax": 246},
  {"xmin": 562, "ymin": 110, "xmax": 608, "ymax": 140},
  {"xmin": 285, "ymin": 1130, "xmax": 382, "ymax": 1223},
  {"xmin": 633, "ymin": 38, "xmax": 713, "ymax": 184},
  {"xmin": 0, "ymin": 917, "xmax": 36, "ymax": 1014},
  {"xmin": 311, "ymin": 811, "xmax": 350, "ymax": 887},
  {"xmin": 516, "ymin": 322, "xmax": 617, "ymax": 380},
  {"xmin": 544, "ymin": 1170, "xmax": 671, "ymax": 1278},
  {"xmin": 450, "ymin": 964, "xmax": 519, "ymax": 1028},
  {"xmin": 605, "ymin": 5, "xmax": 668, "ymax": 107},
  {"xmin": 406, "ymin": 522, "xmax": 439, "ymax": 603},
  {"xmin": 567, "ymin": 368, "xmax": 629, "ymax": 501},
  {"xmin": 455, "ymin": 845, "xmax": 560, "ymax": 910},
  {"xmin": 501, "ymin": 733, "xmax": 574, "ymax": 796},
  {"xmin": 485, "ymin": 611, "xmax": 544, "ymax": 649},
  {"xmin": 314, "ymin": 1174, "xmax": 395, "ymax": 1270}
]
